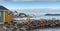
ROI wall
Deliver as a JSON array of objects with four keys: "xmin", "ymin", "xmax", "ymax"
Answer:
[
  {"xmin": 0, "ymin": 11, "xmax": 4, "ymax": 23},
  {"xmin": 4, "ymin": 10, "xmax": 12, "ymax": 22}
]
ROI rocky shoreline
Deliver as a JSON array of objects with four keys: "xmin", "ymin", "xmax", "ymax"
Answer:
[{"xmin": 2, "ymin": 19, "xmax": 60, "ymax": 31}]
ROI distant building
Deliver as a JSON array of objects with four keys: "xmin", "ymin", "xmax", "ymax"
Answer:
[{"xmin": 10, "ymin": 11, "xmax": 19, "ymax": 18}]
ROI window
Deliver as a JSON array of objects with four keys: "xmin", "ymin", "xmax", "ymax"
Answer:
[{"xmin": 0, "ymin": 12, "xmax": 1, "ymax": 16}]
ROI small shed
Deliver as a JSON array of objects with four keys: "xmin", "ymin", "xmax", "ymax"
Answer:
[{"xmin": 0, "ymin": 6, "xmax": 12, "ymax": 24}]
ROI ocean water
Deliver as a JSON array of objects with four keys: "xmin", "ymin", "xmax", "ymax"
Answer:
[
  {"xmin": 37, "ymin": 16, "xmax": 60, "ymax": 20},
  {"xmin": 13, "ymin": 16, "xmax": 60, "ymax": 20},
  {"xmin": 30, "ymin": 28, "xmax": 60, "ymax": 31}
]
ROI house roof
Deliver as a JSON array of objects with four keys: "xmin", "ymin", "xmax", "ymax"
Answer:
[{"xmin": 0, "ymin": 6, "xmax": 9, "ymax": 11}]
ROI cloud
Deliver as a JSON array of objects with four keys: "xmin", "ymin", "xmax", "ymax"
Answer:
[{"xmin": 0, "ymin": 0, "xmax": 3, "ymax": 1}]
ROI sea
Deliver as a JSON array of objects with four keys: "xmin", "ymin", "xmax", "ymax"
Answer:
[
  {"xmin": 30, "ymin": 28, "xmax": 60, "ymax": 31},
  {"xmin": 13, "ymin": 16, "xmax": 60, "ymax": 20}
]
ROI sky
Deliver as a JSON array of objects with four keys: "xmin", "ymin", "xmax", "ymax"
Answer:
[
  {"xmin": 0, "ymin": 0, "xmax": 60, "ymax": 1},
  {"xmin": 0, "ymin": 2, "xmax": 60, "ymax": 10},
  {"xmin": 0, "ymin": 2, "xmax": 60, "ymax": 17}
]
